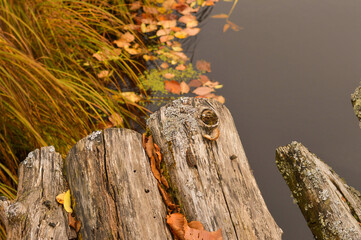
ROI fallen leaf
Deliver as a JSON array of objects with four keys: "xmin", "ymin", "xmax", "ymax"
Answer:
[
  {"xmin": 97, "ymin": 70, "xmax": 110, "ymax": 79},
  {"xmin": 174, "ymin": 31, "xmax": 188, "ymax": 39},
  {"xmin": 180, "ymin": 81, "xmax": 190, "ymax": 94},
  {"xmin": 178, "ymin": 14, "xmax": 197, "ymax": 24},
  {"xmin": 199, "ymin": 75, "xmax": 210, "ymax": 84},
  {"xmin": 184, "ymin": 27, "xmax": 201, "ymax": 36},
  {"xmin": 160, "ymin": 35, "xmax": 174, "ymax": 42},
  {"xmin": 165, "ymin": 80, "xmax": 181, "ymax": 94},
  {"xmin": 184, "ymin": 224, "xmax": 223, "ymax": 240},
  {"xmin": 156, "ymin": 28, "xmax": 171, "ymax": 36},
  {"xmin": 158, "ymin": 183, "xmax": 176, "ymax": 209},
  {"xmin": 163, "ymin": 73, "xmax": 175, "ymax": 79},
  {"xmin": 175, "ymin": 64, "xmax": 186, "ymax": 70},
  {"xmin": 130, "ymin": 1, "xmax": 141, "ymax": 10},
  {"xmin": 108, "ymin": 113, "xmax": 123, "ymax": 127},
  {"xmin": 188, "ymin": 79, "xmax": 202, "ymax": 87},
  {"xmin": 160, "ymin": 62, "xmax": 169, "ymax": 69},
  {"xmin": 64, "ymin": 190, "xmax": 73, "ymax": 213},
  {"xmin": 196, "ymin": 60, "xmax": 211, "ymax": 72},
  {"xmin": 122, "ymin": 92, "xmax": 142, "ymax": 103},
  {"xmin": 159, "ymin": 20, "xmax": 177, "ymax": 29},
  {"xmin": 227, "ymin": 20, "xmax": 243, "ymax": 31},
  {"xmin": 68, "ymin": 212, "xmax": 81, "ymax": 232},
  {"xmin": 211, "ymin": 13, "xmax": 228, "ymax": 19},
  {"xmin": 193, "ymin": 86, "xmax": 214, "ymax": 96},
  {"xmin": 214, "ymin": 95, "xmax": 225, "ymax": 104},
  {"xmin": 167, "ymin": 213, "xmax": 186, "ymax": 239},
  {"xmin": 223, "ymin": 23, "xmax": 230, "ymax": 32},
  {"xmin": 56, "ymin": 192, "xmax": 66, "ymax": 204}
]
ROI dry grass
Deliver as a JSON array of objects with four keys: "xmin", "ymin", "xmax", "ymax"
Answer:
[{"xmin": 0, "ymin": 0, "xmax": 148, "ymax": 211}]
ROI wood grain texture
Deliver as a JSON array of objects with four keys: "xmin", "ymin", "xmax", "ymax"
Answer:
[
  {"xmin": 0, "ymin": 146, "xmax": 72, "ymax": 240},
  {"xmin": 65, "ymin": 128, "xmax": 172, "ymax": 240},
  {"xmin": 147, "ymin": 97, "xmax": 282, "ymax": 240},
  {"xmin": 276, "ymin": 141, "xmax": 361, "ymax": 239}
]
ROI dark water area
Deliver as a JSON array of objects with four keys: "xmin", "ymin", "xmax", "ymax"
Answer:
[{"xmin": 189, "ymin": 0, "xmax": 361, "ymax": 239}]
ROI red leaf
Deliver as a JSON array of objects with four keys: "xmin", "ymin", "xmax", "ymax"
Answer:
[
  {"xmin": 196, "ymin": 60, "xmax": 211, "ymax": 72},
  {"xmin": 165, "ymin": 80, "xmax": 181, "ymax": 94},
  {"xmin": 188, "ymin": 79, "xmax": 202, "ymax": 87}
]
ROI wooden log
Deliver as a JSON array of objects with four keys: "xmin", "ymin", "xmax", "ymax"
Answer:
[
  {"xmin": 147, "ymin": 97, "xmax": 283, "ymax": 239},
  {"xmin": 276, "ymin": 141, "xmax": 361, "ymax": 239},
  {"xmin": 351, "ymin": 86, "xmax": 361, "ymax": 128},
  {"xmin": 64, "ymin": 128, "xmax": 172, "ymax": 239},
  {"xmin": 0, "ymin": 146, "xmax": 73, "ymax": 239}
]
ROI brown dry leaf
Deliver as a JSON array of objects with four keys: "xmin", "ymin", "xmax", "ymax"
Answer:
[
  {"xmin": 176, "ymin": 64, "xmax": 186, "ymax": 70},
  {"xmin": 196, "ymin": 60, "xmax": 211, "ymax": 72},
  {"xmin": 97, "ymin": 70, "xmax": 110, "ymax": 79},
  {"xmin": 160, "ymin": 62, "xmax": 169, "ymax": 69},
  {"xmin": 150, "ymin": 156, "xmax": 163, "ymax": 185},
  {"xmin": 144, "ymin": 134, "xmax": 154, "ymax": 158},
  {"xmin": 211, "ymin": 13, "xmax": 228, "ymax": 19},
  {"xmin": 108, "ymin": 113, "xmax": 123, "ymax": 127},
  {"xmin": 184, "ymin": 27, "xmax": 201, "ymax": 36},
  {"xmin": 188, "ymin": 79, "xmax": 202, "ymax": 87},
  {"xmin": 124, "ymin": 46, "xmax": 141, "ymax": 55},
  {"xmin": 122, "ymin": 32, "xmax": 135, "ymax": 42},
  {"xmin": 180, "ymin": 81, "xmax": 190, "ymax": 94},
  {"xmin": 68, "ymin": 213, "xmax": 81, "ymax": 232},
  {"xmin": 165, "ymin": 80, "xmax": 181, "ymax": 94},
  {"xmin": 167, "ymin": 213, "xmax": 187, "ymax": 239},
  {"xmin": 193, "ymin": 86, "xmax": 214, "ymax": 96},
  {"xmin": 199, "ymin": 75, "xmax": 210, "ymax": 84},
  {"xmin": 163, "ymin": 73, "xmax": 175, "ymax": 79},
  {"xmin": 159, "ymin": 20, "xmax": 177, "ymax": 29},
  {"xmin": 130, "ymin": 1, "xmax": 141, "ymax": 10},
  {"xmin": 178, "ymin": 14, "xmax": 197, "ymax": 24},
  {"xmin": 184, "ymin": 225, "xmax": 223, "ymax": 240},
  {"xmin": 157, "ymin": 28, "xmax": 171, "ymax": 36},
  {"xmin": 158, "ymin": 183, "xmax": 176, "ymax": 209},
  {"xmin": 160, "ymin": 35, "xmax": 174, "ymax": 42},
  {"xmin": 188, "ymin": 221, "xmax": 204, "ymax": 230}
]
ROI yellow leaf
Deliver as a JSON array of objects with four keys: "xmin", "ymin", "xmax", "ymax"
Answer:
[
  {"xmin": 211, "ymin": 14, "xmax": 229, "ymax": 19},
  {"xmin": 64, "ymin": 190, "xmax": 73, "ymax": 213},
  {"xmin": 56, "ymin": 192, "xmax": 66, "ymax": 204},
  {"xmin": 214, "ymin": 84, "xmax": 223, "ymax": 89},
  {"xmin": 122, "ymin": 92, "xmax": 142, "ymax": 103},
  {"xmin": 223, "ymin": 23, "xmax": 230, "ymax": 32},
  {"xmin": 174, "ymin": 31, "xmax": 188, "ymax": 39}
]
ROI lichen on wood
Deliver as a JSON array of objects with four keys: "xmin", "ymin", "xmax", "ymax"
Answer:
[{"xmin": 276, "ymin": 141, "xmax": 361, "ymax": 239}]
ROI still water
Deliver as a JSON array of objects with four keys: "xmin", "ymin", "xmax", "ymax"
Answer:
[{"xmin": 191, "ymin": 0, "xmax": 361, "ymax": 239}]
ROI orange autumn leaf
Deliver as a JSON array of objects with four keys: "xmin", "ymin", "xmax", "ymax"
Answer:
[
  {"xmin": 158, "ymin": 183, "xmax": 176, "ymax": 209},
  {"xmin": 223, "ymin": 23, "xmax": 230, "ymax": 32},
  {"xmin": 108, "ymin": 113, "xmax": 124, "ymax": 127},
  {"xmin": 211, "ymin": 13, "xmax": 228, "ymax": 19},
  {"xmin": 160, "ymin": 62, "xmax": 169, "ymax": 69},
  {"xmin": 167, "ymin": 213, "xmax": 223, "ymax": 240},
  {"xmin": 165, "ymin": 80, "xmax": 181, "ymax": 94},
  {"xmin": 175, "ymin": 64, "xmax": 186, "ymax": 70},
  {"xmin": 214, "ymin": 95, "xmax": 225, "ymax": 104},
  {"xmin": 196, "ymin": 60, "xmax": 211, "ymax": 72},
  {"xmin": 184, "ymin": 27, "xmax": 200, "ymax": 36},
  {"xmin": 163, "ymin": 73, "xmax": 175, "ymax": 79},
  {"xmin": 178, "ymin": 14, "xmax": 197, "ymax": 24},
  {"xmin": 180, "ymin": 81, "xmax": 190, "ymax": 94},
  {"xmin": 160, "ymin": 35, "xmax": 174, "ymax": 42},
  {"xmin": 68, "ymin": 212, "xmax": 81, "ymax": 232},
  {"xmin": 97, "ymin": 70, "xmax": 110, "ymax": 79},
  {"xmin": 199, "ymin": 75, "xmax": 210, "ymax": 84},
  {"xmin": 130, "ymin": 1, "xmax": 141, "ymax": 10},
  {"xmin": 193, "ymin": 86, "xmax": 214, "ymax": 96}
]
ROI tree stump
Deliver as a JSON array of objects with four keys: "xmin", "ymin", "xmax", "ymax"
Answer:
[
  {"xmin": 147, "ymin": 97, "xmax": 283, "ymax": 239},
  {"xmin": 0, "ymin": 147, "xmax": 73, "ymax": 239},
  {"xmin": 276, "ymin": 141, "xmax": 361, "ymax": 239},
  {"xmin": 64, "ymin": 128, "xmax": 172, "ymax": 239}
]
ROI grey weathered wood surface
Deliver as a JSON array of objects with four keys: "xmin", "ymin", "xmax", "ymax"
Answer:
[
  {"xmin": 0, "ymin": 146, "xmax": 73, "ymax": 239},
  {"xmin": 276, "ymin": 141, "xmax": 361, "ymax": 239},
  {"xmin": 64, "ymin": 128, "xmax": 172, "ymax": 239},
  {"xmin": 147, "ymin": 97, "xmax": 283, "ymax": 239},
  {"xmin": 351, "ymin": 85, "xmax": 361, "ymax": 128}
]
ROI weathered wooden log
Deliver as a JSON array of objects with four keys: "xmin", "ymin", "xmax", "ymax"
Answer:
[
  {"xmin": 64, "ymin": 128, "xmax": 172, "ymax": 239},
  {"xmin": 0, "ymin": 146, "xmax": 74, "ymax": 239},
  {"xmin": 147, "ymin": 97, "xmax": 283, "ymax": 239},
  {"xmin": 351, "ymin": 86, "xmax": 361, "ymax": 128},
  {"xmin": 276, "ymin": 141, "xmax": 361, "ymax": 239}
]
